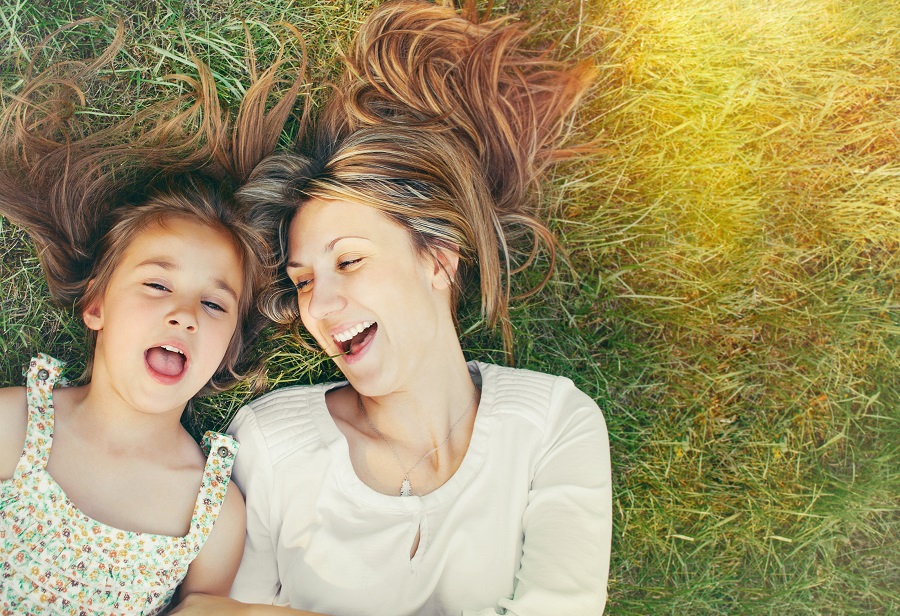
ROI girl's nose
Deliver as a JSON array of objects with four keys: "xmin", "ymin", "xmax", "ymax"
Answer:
[{"xmin": 167, "ymin": 304, "xmax": 198, "ymax": 332}]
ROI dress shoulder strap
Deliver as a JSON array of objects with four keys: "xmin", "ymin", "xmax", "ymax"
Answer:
[
  {"xmin": 17, "ymin": 354, "xmax": 64, "ymax": 476},
  {"xmin": 183, "ymin": 430, "xmax": 239, "ymax": 553}
]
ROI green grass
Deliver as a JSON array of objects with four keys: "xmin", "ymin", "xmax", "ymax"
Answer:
[{"xmin": 1, "ymin": 0, "xmax": 898, "ymax": 613}]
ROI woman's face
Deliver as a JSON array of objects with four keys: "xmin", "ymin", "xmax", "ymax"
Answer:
[{"xmin": 286, "ymin": 198, "xmax": 457, "ymax": 395}]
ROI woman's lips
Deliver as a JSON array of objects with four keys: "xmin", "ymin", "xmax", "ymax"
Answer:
[{"xmin": 340, "ymin": 322, "xmax": 377, "ymax": 363}]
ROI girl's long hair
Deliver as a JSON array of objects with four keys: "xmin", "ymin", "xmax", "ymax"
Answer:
[
  {"xmin": 0, "ymin": 17, "xmax": 306, "ymax": 390},
  {"xmin": 239, "ymin": 0, "xmax": 595, "ymax": 358}
]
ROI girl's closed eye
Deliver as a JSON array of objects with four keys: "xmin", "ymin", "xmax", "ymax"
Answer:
[
  {"xmin": 295, "ymin": 277, "xmax": 313, "ymax": 292},
  {"xmin": 202, "ymin": 300, "xmax": 227, "ymax": 313},
  {"xmin": 144, "ymin": 282, "xmax": 170, "ymax": 292}
]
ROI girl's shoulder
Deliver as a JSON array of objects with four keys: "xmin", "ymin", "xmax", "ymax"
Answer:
[
  {"xmin": 0, "ymin": 384, "xmax": 27, "ymax": 410},
  {"xmin": 0, "ymin": 386, "xmax": 27, "ymax": 480}
]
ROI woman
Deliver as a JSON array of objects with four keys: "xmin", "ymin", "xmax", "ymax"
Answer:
[{"xmin": 175, "ymin": 1, "xmax": 611, "ymax": 614}]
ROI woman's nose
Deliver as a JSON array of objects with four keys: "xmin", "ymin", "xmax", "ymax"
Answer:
[{"xmin": 305, "ymin": 279, "xmax": 346, "ymax": 320}]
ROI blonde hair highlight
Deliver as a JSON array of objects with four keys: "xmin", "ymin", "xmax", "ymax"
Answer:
[{"xmin": 240, "ymin": 0, "xmax": 594, "ymax": 358}]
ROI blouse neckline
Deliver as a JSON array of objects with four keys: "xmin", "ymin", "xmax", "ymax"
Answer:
[{"xmin": 309, "ymin": 361, "xmax": 495, "ymax": 511}]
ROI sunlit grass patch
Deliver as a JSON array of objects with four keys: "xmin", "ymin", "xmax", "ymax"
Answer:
[{"xmin": 570, "ymin": 0, "xmax": 899, "ymax": 611}]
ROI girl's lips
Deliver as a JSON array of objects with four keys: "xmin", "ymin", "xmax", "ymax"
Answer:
[{"xmin": 144, "ymin": 344, "xmax": 189, "ymax": 385}]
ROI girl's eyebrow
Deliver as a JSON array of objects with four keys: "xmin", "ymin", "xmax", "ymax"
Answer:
[
  {"xmin": 136, "ymin": 259, "xmax": 239, "ymax": 301},
  {"xmin": 137, "ymin": 258, "xmax": 177, "ymax": 270},
  {"xmin": 287, "ymin": 235, "xmax": 369, "ymax": 268}
]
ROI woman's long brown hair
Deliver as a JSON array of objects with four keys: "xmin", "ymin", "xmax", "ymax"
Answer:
[{"xmin": 240, "ymin": 0, "xmax": 595, "ymax": 359}]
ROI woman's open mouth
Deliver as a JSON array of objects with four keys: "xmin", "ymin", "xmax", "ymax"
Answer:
[{"xmin": 333, "ymin": 321, "xmax": 377, "ymax": 359}]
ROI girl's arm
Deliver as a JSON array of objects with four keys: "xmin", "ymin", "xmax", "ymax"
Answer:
[
  {"xmin": 177, "ymin": 483, "xmax": 247, "ymax": 597},
  {"xmin": 226, "ymin": 406, "xmax": 284, "ymax": 602},
  {"xmin": 0, "ymin": 387, "xmax": 27, "ymax": 481},
  {"xmin": 170, "ymin": 594, "xmax": 325, "ymax": 615}
]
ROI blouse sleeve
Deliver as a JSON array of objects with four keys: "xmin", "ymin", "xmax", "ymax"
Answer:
[
  {"xmin": 464, "ymin": 377, "xmax": 613, "ymax": 616},
  {"xmin": 226, "ymin": 407, "xmax": 282, "ymax": 604}
]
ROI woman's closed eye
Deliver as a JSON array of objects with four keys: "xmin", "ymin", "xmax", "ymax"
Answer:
[
  {"xmin": 292, "ymin": 257, "xmax": 362, "ymax": 292},
  {"xmin": 338, "ymin": 257, "xmax": 363, "ymax": 270}
]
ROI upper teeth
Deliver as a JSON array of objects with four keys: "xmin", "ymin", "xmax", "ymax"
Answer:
[
  {"xmin": 333, "ymin": 321, "xmax": 374, "ymax": 343},
  {"xmin": 161, "ymin": 345, "xmax": 184, "ymax": 355}
]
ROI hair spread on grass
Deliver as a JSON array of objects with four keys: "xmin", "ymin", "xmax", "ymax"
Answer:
[
  {"xmin": 0, "ymin": 17, "xmax": 306, "ymax": 391},
  {"xmin": 238, "ymin": 0, "xmax": 595, "ymax": 359}
]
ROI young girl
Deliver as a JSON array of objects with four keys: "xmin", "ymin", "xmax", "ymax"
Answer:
[
  {"xmin": 175, "ymin": 1, "xmax": 611, "ymax": 615},
  {"xmin": 0, "ymin": 21, "xmax": 302, "ymax": 614}
]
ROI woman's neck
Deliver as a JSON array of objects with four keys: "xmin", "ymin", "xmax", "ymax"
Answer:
[{"xmin": 353, "ymin": 348, "xmax": 478, "ymax": 448}]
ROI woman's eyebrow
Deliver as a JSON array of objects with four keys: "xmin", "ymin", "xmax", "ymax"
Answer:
[
  {"xmin": 325, "ymin": 235, "xmax": 368, "ymax": 252},
  {"xmin": 287, "ymin": 235, "xmax": 370, "ymax": 268}
]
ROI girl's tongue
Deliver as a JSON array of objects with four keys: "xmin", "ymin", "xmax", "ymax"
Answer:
[{"xmin": 146, "ymin": 347, "xmax": 186, "ymax": 376}]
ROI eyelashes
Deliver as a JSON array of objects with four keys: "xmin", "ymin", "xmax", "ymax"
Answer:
[
  {"xmin": 202, "ymin": 300, "xmax": 226, "ymax": 312},
  {"xmin": 293, "ymin": 256, "xmax": 366, "ymax": 293},
  {"xmin": 338, "ymin": 257, "xmax": 363, "ymax": 269},
  {"xmin": 143, "ymin": 282, "xmax": 230, "ymax": 313}
]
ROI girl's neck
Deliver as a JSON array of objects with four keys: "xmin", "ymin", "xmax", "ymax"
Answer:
[{"xmin": 66, "ymin": 379, "xmax": 187, "ymax": 450}]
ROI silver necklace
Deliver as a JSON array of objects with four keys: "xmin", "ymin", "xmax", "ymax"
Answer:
[{"xmin": 357, "ymin": 387, "xmax": 479, "ymax": 497}]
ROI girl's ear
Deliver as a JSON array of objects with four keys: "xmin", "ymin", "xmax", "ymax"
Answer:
[
  {"xmin": 83, "ymin": 302, "xmax": 104, "ymax": 331},
  {"xmin": 82, "ymin": 281, "xmax": 104, "ymax": 331},
  {"xmin": 430, "ymin": 245, "xmax": 460, "ymax": 291}
]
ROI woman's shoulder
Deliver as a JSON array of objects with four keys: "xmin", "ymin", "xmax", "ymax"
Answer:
[
  {"xmin": 479, "ymin": 361, "xmax": 568, "ymax": 391},
  {"xmin": 478, "ymin": 361, "xmax": 596, "ymax": 405},
  {"xmin": 476, "ymin": 361, "xmax": 603, "ymax": 427},
  {"xmin": 227, "ymin": 381, "xmax": 345, "ymax": 465}
]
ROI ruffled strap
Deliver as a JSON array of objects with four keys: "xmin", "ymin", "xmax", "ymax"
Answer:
[
  {"xmin": 183, "ymin": 431, "xmax": 239, "ymax": 554},
  {"xmin": 17, "ymin": 354, "xmax": 64, "ymax": 476}
]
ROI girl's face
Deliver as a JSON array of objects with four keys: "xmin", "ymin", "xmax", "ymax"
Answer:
[
  {"xmin": 286, "ymin": 199, "xmax": 457, "ymax": 396},
  {"xmin": 83, "ymin": 217, "xmax": 244, "ymax": 415}
]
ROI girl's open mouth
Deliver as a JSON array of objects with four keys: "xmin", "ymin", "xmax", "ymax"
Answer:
[{"xmin": 145, "ymin": 345, "xmax": 187, "ymax": 382}]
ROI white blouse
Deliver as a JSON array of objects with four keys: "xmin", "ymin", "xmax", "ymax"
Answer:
[{"xmin": 227, "ymin": 362, "xmax": 611, "ymax": 615}]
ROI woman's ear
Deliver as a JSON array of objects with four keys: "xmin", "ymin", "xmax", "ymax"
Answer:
[{"xmin": 430, "ymin": 245, "xmax": 460, "ymax": 291}]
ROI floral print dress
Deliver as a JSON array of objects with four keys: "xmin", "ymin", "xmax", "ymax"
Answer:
[{"xmin": 1, "ymin": 355, "xmax": 239, "ymax": 615}]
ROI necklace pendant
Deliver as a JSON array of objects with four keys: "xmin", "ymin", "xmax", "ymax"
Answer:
[{"xmin": 400, "ymin": 477, "xmax": 412, "ymax": 497}]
